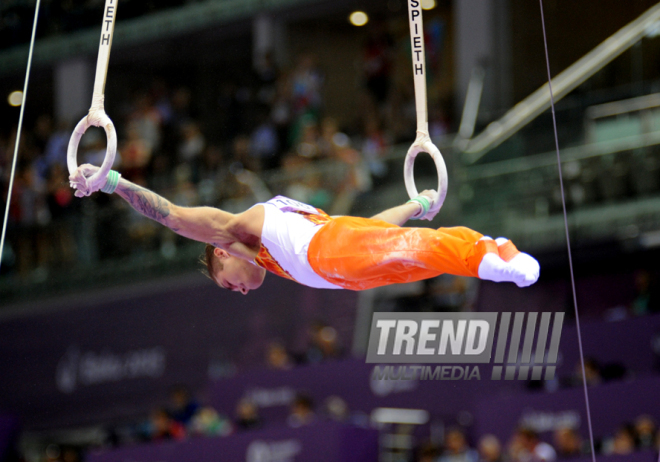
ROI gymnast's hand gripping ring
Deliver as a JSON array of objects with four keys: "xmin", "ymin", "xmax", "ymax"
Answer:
[
  {"xmin": 67, "ymin": 0, "xmax": 118, "ymax": 191},
  {"xmin": 404, "ymin": 133, "xmax": 448, "ymax": 219},
  {"xmin": 67, "ymin": 100, "xmax": 117, "ymax": 191},
  {"xmin": 404, "ymin": 0, "xmax": 448, "ymax": 219}
]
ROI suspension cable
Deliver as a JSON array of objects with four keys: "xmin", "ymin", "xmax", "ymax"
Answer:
[
  {"xmin": 0, "ymin": 0, "xmax": 42, "ymax": 272},
  {"xmin": 537, "ymin": 1, "xmax": 597, "ymax": 460}
]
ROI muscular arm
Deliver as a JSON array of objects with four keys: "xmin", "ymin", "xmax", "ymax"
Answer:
[
  {"xmin": 370, "ymin": 202, "xmax": 422, "ymax": 226},
  {"xmin": 114, "ymin": 178, "xmax": 258, "ymax": 260},
  {"xmin": 370, "ymin": 189, "xmax": 437, "ymax": 226}
]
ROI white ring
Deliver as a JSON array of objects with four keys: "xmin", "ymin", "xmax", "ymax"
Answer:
[
  {"xmin": 404, "ymin": 140, "xmax": 448, "ymax": 217},
  {"xmin": 67, "ymin": 111, "xmax": 117, "ymax": 189}
]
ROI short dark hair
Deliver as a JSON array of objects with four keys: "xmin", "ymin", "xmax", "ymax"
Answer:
[
  {"xmin": 293, "ymin": 393, "xmax": 314, "ymax": 411},
  {"xmin": 518, "ymin": 427, "xmax": 539, "ymax": 441},
  {"xmin": 201, "ymin": 244, "xmax": 224, "ymax": 284}
]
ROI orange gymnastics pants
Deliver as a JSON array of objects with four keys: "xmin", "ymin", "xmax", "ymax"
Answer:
[{"xmin": 307, "ymin": 216, "xmax": 498, "ymax": 291}]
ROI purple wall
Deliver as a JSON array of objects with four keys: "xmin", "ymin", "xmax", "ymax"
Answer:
[
  {"xmin": 476, "ymin": 273, "xmax": 637, "ymax": 319},
  {"xmin": 0, "ymin": 275, "xmax": 358, "ymax": 430},
  {"xmin": 473, "ymin": 376, "xmax": 660, "ymax": 443},
  {"xmin": 1, "ymin": 263, "xmax": 658, "ymax": 440},
  {"xmin": 557, "ymin": 314, "xmax": 660, "ymax": 378},
  {"xmin": 86, "ymin": 422, "xmax": 377, "ymax": 462}
]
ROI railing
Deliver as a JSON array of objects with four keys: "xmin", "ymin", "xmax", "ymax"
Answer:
[
  {"xmin": 459, "ymin": 122, "xmax": 660, "ymax": 249},
  {"xmin": 4, "ymin": 106, "xmax": 660, "ymax": 304},
  {"xmin": 462, "ymin": 2, "xmax": 660, "ymax": 161}
]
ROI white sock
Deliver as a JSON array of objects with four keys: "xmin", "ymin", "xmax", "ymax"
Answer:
[
  {"xmin": 507, "ymin": 252, "xmax": 540, "ymax": 287},
  {"xmin": 477, "ymin": 238, "xmax": 540, "ymax": 287}
]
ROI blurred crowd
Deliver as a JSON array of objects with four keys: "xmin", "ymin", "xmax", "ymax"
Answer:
[
  {"xmin": 0, "ymin": 10, "xmax": 461, "ymax": 284},
  {"xmin": 0, "ymin": 45, "xmax": 411, "ymax": 279},
  {"xmin": 44, "ymin": 403, "xmax": 659, "ymax": 462},
  {"xmin": 31, "ymin": 305, "xmax": 660, "ymax": 462},
  {"xmin": 413, "ymin": 418, "xmax": 660, "ymax": 462}
]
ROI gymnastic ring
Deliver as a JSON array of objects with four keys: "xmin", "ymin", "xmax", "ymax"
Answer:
[
  {"xmin": 404, "ymin": 138, "xmax": 448, "ymax": 219},
  {"xmin": 67, "ymin": 110, "xmax": 117, "ymax": 188}
]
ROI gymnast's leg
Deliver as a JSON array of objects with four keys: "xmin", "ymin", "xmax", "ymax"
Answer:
[
  {"xmin": 378, "ymin": 225, "xmax": 539, "ymax": 288},
  {"xmin": 307, "ymin": 217, "xmax": 539, "ymax": 290}
]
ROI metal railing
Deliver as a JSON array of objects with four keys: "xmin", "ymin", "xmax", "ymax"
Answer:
[{"xmin": 462, "ymin": 2, "xmax": 660, "ymax": 162}]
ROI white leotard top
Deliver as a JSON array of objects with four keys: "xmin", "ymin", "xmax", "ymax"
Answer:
[{"xmin": 255, "ymin": 196, "xmax": 342, "ymax": 289}]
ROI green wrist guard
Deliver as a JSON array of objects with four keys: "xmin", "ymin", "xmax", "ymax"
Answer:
[
  {"xmin": 101, "ymin": 170, "xmax": 120, "ymax": 194},
  {"xmin": 407, "ymin": 195, "xmax": 430, "ymax": 219}
]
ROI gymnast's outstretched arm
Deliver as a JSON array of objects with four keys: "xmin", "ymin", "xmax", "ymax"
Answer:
[
  {"xmin": 71, "ymin": 164, "xmax": 257, "ymax": 260},
  {"xmin": 369, "ymin": 190, "xmax": 438, "ymax": 226},
  {"xmin": 117, "ymin": 179, "xmax": 260, "ymax": 259}
]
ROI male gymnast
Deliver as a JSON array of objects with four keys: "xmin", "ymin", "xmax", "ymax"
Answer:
[{"xmin": 70, "ymin": 165, "xmax": 539, "ymax": 294}]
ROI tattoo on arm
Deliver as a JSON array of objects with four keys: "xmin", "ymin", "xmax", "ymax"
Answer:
[{"xmin": 120, "ymin": 184, "xmax": 173, "ymax": 225}]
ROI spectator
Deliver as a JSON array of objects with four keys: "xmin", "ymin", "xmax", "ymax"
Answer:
[
  {"xmin": 287, "ymin": 393, "xmax": 315, "ymax": 428},
  {"xmin": 43, "ymin": 120, "xmax": 71, "ymax": 170},
  {"xmin": 190, "ymin": 407, "xmax": 232, "ymax": 437},
  {"xmin": 631, "ymin": 270, "xmax": 659, "ymax": 315},
  {"xmin": 250, "ymin": 108, "xmax": 280, "ymax": 170},
  {"xmin": 234, "ymin": 398, "xmax": 261, "ymax": 431},
  {"xmin": 634, "ymin": 415, "xmax": 657, "ymax": 450},
  {"xmin": 604, "ymin": 424, "xmax": 637, "ymax": 455},
  {"xmin": 172, "ymin": 164, "xmax": 199, "ymax": 208},
  {"xmin": 281, "ymin": 153, "xmax": 331, "ymax": 209},
  {"xmin": 14, "ymin": 160, "xmax": 49, "ymax": 278},
  {"xmin": 362, "ymin": 21, "xmax": 394, "ymax": 107},
  {"xmin": 168, "ymin": 385, "xmax": 200, "ymax": 428},
  {"xmin": 306, "ymin": 322, "xmax": 342, "ymax": 363},
  {"xmin": 290, "ymin": 54, "xmax": 323, "ymax": 120},
  {"xmin": 571, "ymin": 358, "xmax": 601, "ymax": 387},
  {"xmin": 178, "ymin": 121, "xmax": 205, "ymax": 171},
  {"xmin": 319, "ymin": 117, "xmax": 371, "ymax": 215},
  {"xmin": 45, "ymin": 163, "xmax": 77, "ymax": 266},
  {"xmin": 510, "ymin": 428, "xmax": 556, "ymax": 462},
  {"xmin": 416, "ymin": 442, "xmax": 441, "ymax": 462},
  {"xmin": 148, "ymin": 408, "xmax": 185, "ymax": 441},
  {"xmin": 439, "ymin": 427, "xmax": 478, "ymax": 462},
  {"xmin": 230, "ymin": 135, "xmax": 256, "ymax": 171},
  {"xmin": 478, "ymin": 434, "xmax": 504, "ymax": 462},
  {"xmin": 270, "ymin": 73, "xmax": 294, "ymax": 152},
  {"xmin": 266, "ymin": 340, "xmax": 293, "ymax": 370},
  {"xmin": 295, "ymin": 116, "xmax": 321, "ymax": 159},
  {"xmin": 128, "ymin": 92, "xmax": 162, "ymax": 154},
  {"xmin": 323, "ymin": 395, "xmax": 349, "ymax": 422},
  {"xmin": 361, "ymin": 115, "xmax": 389, "ymax": 179},
  {"xmin": 120, "ymin": 121, "xmax": 152, "ymax": 183},
  {"xmin": 553, "ymin": 426, "xmax": 583, "ymax": 458}
]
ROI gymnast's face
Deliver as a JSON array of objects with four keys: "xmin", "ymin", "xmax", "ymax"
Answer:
[{"xmin": 212, "ymin": 248, "xmax": 266, "ymax": 295}]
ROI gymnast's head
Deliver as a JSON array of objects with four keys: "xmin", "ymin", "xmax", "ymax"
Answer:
[{"xmin": 203, "ymin": 244, "xmax": 266, "ymax": 295}]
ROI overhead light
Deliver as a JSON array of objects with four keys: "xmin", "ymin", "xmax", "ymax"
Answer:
[
  {"xmin": 349, "ymin": 11, "xmax": 369, "ymax": 27},
  {"xmin": 8, "ymin": 91, "xmax": 23, "ymax": 107},
  {"xmin": 421, "ymin": 0, "xmax": 436, "ymax": 10}
]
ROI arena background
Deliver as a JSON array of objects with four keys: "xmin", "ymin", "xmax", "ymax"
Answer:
[{"xmin": 1, "ymin": 0, "xmax": 660, "ymax": 461}]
